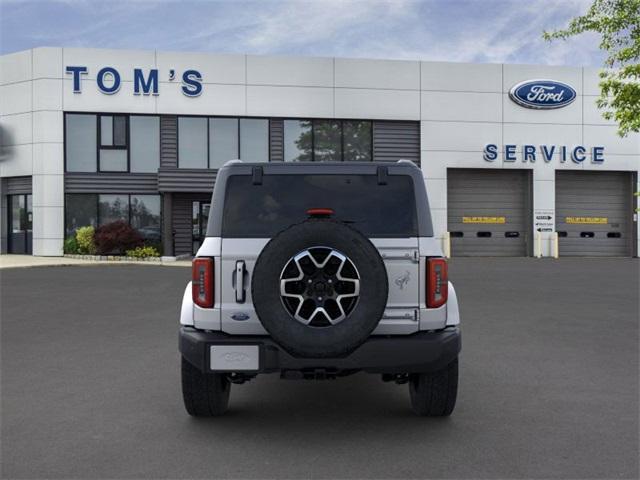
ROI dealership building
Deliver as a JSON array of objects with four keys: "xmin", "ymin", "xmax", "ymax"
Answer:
[{"xmin": 0, "ymin": 47, "xmax": 638, "ymax": 257}]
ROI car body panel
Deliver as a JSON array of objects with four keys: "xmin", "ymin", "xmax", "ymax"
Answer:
[
  {"xmin": 182, "ymin": 161, "xmax": 459, "ymax": 345},
  {"xmin": 190, "ymin": 235, "xmax": 451, "ymax": 334}
]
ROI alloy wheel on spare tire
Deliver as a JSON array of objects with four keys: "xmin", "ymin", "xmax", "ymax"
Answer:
[{"xmin": 251, "ymin": 219, "xmax": 388, "ymax": 358}]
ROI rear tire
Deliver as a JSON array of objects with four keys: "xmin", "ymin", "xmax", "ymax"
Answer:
[
  {"xmin": 409, "ymin": 357, "xmax": 458, "ymax": 416},
  {"xmin": 181, "ymin": 357, "xmax": 231, "ymax": 417}
]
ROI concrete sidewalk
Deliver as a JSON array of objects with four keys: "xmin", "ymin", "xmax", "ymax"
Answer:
[{"xmin": 0, "ymin": 254, "xmax": 191, "ymax": 269}]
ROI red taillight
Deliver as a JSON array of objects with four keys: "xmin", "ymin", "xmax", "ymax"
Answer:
[
  {"xmin": 192, "ymin": 257, "xmax": 214, "ymax": 308},
  {"xmin": 306, "ymin": 208, "xmax": 334, "ymax": 217},
  {"xmin": 427, "ymin": 257, "xmax": 448, "ymax": 308}
]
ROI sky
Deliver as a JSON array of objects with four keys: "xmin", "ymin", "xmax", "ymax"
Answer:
[{"xmin": 0, "ymin": 0, "xmax": 605, "ymax": 66}]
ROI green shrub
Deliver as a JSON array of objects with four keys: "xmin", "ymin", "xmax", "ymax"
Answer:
[
  {"xmin": 76, "ymin": 226, "xmax": 97, "ymax": 254},
  {"xmin": 125, "ymin": 245, "xmax": 160, "ymax": 258},
  {"xmin": 64, "ymin": 236, "xmax": 79, "ymax": 254}
]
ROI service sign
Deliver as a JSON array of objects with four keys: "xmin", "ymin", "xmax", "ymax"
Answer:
[
  {"xmin": 509, "ymin": 79, "xmax": 577, "ymax": 109},
  {"xmin": 483, "ymin": 144, "xmax": 605, "ymax": 164},
  {"xmin": 534, "ymin": 210, "xmax": 554, "ymax": 232}
]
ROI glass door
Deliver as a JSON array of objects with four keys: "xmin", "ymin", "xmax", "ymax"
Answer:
[
  {"xmin": 192, "ymin": 201, "xmax": 211, "ymax": 255},
  {"xmin": 8, "ymin": 194, "xmax": 32, "ymax": 254}
]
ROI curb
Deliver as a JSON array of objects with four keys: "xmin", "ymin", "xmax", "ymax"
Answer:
[
  {"xmin": 0, "ymin": 257, "xmax": 191, "ymax": 270},
  {"xmin": 64, "ymin": 254, "xmax": 162, "ymax": 262}
]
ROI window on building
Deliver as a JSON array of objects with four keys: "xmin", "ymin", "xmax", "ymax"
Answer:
[
  {"xmin": 98, "ymin": 195, "xmax": 130, "ymax": 225},
  {"xmin": 178, "ymin": 117, "xmax": 208, "ymax": 168},
  {"xmin": 65, "ymin": 194, "xmax": 98, "ymax": 236},
  {"xmin": 100, "ymin": 116, "xmax": 113, "ymax": 146},
  {"xmin": 100, "ymin": 115, "xmax": 127, "ymax": 147},
  {"xmin": 284, "ymin": 120, "xmax": 312, "ymax": 162},
  {"xmin": 283, "ymin": 119, "xmax": 373, "ymax": 162},
  {"xmin": 191, "ymin": 201, "xmax": 211, "ymax": 254},
  {"xmin": 66, "ymin": 113, "xmax": 160, "ymax": 173},
  {"xmin": 65, "ymin": 114, "xmax": 97, "ymax": 172},
  {"xmin": 313, "ymin": 120, "xmax": 342, "ymax": 162},
  {"xmin": 343, "ymin": 121, "xmax": 372, "ymax": 162},
  {"xmin": 99, "ymin": 150, "xmax": 127, "ymax": 172},
  {"xmin": 99, "ymin": 115, "xmax": 128, "ymax": 172},
  {"xmin": 130, "ymin": 195, "xmax": 161, "ymax": 245},
  {"xmin": 130, "ymin": 116, "xmax": 160, "ymax": 173},
  {"xmin": 177, "ymin": 116, "xmax": 269, "ymax": 168},
  {"xmin": 209, "ymin": 118, "xmax": 239, "ymax": 168},
  {"xmin": 240, "ymin": 118, "xmax": 269, "ymax": 162},
  {"xmin": 10, "ymin": 195, "xmax": 23, "ymax": 234},
  {"xmin": 66, "ymin": 194, "xmax": 161, "ymax": 241}
]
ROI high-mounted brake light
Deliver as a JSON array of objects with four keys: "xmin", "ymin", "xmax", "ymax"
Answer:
[
  {"xmin": 427, "ymin": 257, "xmax": 448, "ymax": 308},
  {"xmin": 192, "ymin": 257, "xmax": 214, "ymax": 308},
  {"xmin": 306, "ymin": 208, "xmax": 334, "ymax": 217}
]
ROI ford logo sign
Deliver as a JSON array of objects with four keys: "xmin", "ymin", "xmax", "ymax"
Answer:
[{"xmin": 509, "ymin": 79, "xmax": 577, "ymax": 109}]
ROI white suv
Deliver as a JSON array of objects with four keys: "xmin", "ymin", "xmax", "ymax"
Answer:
[{"xmin": 179, "ymin": 160, "xmax": 461, "ymax": 416}]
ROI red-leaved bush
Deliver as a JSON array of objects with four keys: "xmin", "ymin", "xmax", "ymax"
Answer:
[{"xmin": 94, "ymin": 220, "xmax": 143, "ymax": 255}]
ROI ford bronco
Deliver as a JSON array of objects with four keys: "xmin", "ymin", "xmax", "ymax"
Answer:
[{"xmin": 179, "ymin": 160, "xmax": 461, "ymax": 416}]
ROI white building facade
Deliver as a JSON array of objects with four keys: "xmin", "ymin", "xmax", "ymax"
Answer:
[{"xmin": 1, "ymin": 47, "xmax": 638, "ymax": 257}]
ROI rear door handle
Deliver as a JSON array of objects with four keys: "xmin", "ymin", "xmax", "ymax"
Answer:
[
  {"xmin": 379, "ymin": 250, "xmax": 420, "ymax": 262},
  {"xmin": 235, "ymin": 260, "xmax": 246, "ymax": 303}
]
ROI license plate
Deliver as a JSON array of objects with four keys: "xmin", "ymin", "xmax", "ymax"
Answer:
[{"xmin": 210, "ymin": 345, "xmax": 259, "ymax": 371}]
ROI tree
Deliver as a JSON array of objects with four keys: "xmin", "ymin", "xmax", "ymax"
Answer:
[{"xmin": 543, "ymin": 0, "xmax": 640, "ymax": 136}]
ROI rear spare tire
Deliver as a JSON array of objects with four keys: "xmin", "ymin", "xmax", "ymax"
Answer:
[{"xmin": 252, "ymin": 219, "xmax": 388, "ymax": 358}]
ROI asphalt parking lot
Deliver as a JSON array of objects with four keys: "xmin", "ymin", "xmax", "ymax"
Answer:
[{"xmin": 1, "ymin": 258, "xmax": 638, "ymax": 479}]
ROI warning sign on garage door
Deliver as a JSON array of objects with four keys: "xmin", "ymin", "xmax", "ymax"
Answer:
[
  {"xmin": 534, "ymin": 209, "xmax": 554, "ymax": 232},
  {"xmin": 566, "ymin": 217, "xmax": 608, "ymax": 224},
  {"xmin": 462, "ymin": 216, "xmax": 506, "ymax": 224}
]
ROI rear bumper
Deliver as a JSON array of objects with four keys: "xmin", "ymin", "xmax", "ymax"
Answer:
[{"xmin": 179, "ymin": 326, "xmax": 461, "ymax": 375}]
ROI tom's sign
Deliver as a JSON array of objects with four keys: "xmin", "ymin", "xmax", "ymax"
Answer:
[
  {"xmin": 65, "ymin": 66, "xmax": 203, "ymax": 97},
  {"xmin": 509, "ymin": 79, "xmax": 576, "ymax": 109}
]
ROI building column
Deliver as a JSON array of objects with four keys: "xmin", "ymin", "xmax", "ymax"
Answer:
[
  {"xmin": 32, "ymin": 109, "xmax": 64, "ymax": 256},
  {"xmin": 162, "ymin": 192, "xmax": 173, "ymax": 256},
  {"xmin": 32, "ymin": 173, "xmax": 64, "ymax": 256},
  {"xmin": 532, "ymin": 169, "xmax": 555, "ymax": 258},
  {"xmin": 420, "ymin": 146, "xmax": 448, "ymax": 255}
]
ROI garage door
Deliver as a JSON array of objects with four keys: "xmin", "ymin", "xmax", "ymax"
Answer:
[
  {"xmin": 447, "ymin": 169, "xmax": 531, "ymax": 256},
  {"xmin": 556, "ymin": 171, "xmax": 634, "ymax": 256}
]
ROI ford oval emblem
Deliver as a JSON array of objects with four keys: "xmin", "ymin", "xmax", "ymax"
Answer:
[
  {"xmin": 509, "ymin": 79, "xmax": 577, "ymax": 109},
  {"xmin": 231, "ymin": 312, "xmax": 250, "ymax": 321}
]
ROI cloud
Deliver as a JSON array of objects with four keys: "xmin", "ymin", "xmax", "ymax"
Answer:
[{"xmin": 0, "ymin": 0, "xmax": 605, "ymax": 66}]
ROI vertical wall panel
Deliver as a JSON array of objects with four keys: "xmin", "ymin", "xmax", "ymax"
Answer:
[
  {"xmin": 5, "ymin": 176, "xmax": 32, "ymax": 194},
  {"xmin": 373, "ymin": 121, "xmax": 420, "ymax": 166},
  {"xmin": 269, "ymin": 119, "xmax": 284, "ymax": 162},
  {"xmin": 160, "ymin": 115, "xmax": 178, "ymax": 168},
  {"xmin": 172, "ymin": 194, "xmax": 194, "ymax": 256},
  {"xmin": 64, "ymin": 173, "xmax": 157, "ymax": 193},
  {"xmin": 172, "ymin": 193, "xmax": 210, "ymax": 256}
]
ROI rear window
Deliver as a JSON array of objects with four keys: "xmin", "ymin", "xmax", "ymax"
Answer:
[{"xmin": 222, "ymin": 174, "xmax": 417, "ymax": 238}]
